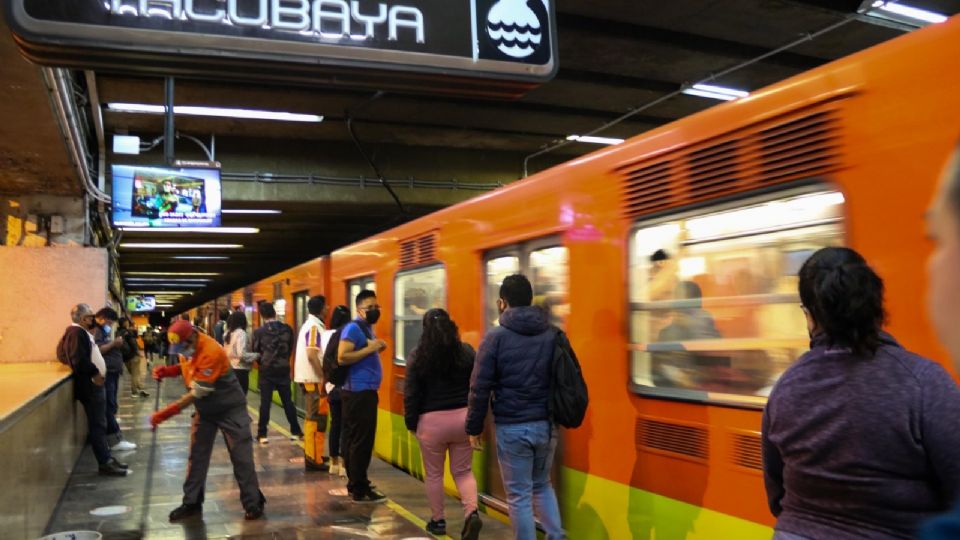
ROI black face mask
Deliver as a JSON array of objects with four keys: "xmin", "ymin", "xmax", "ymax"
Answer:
[{"xmin": 364, "ymin": 308, "xmax": 381, "ymax": 325}]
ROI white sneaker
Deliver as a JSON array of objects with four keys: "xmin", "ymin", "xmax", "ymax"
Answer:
[
  {"xmin": 111, "ymin": 440, "xmax": 137, "ymax": 451},
  {"xmin": 339, "ymin": 464, "xmax": 347, "ymax": 478},
  {"xmin": 329, "ymin": 463, "xmax": 340, "ymax": 475}
]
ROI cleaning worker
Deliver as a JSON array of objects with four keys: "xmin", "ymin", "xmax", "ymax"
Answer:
[
  {"xmin": 150, "ymin": 319, "xmax": 265, "ymax": 521},
  {"xmin": 294, "ymin": 295, "xmax": 330, "ymax": 472}
]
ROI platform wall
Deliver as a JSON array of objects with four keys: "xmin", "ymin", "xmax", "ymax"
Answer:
[{"xmin": 0, "ymin": 246, "xmax": 108, "ymax": 363}]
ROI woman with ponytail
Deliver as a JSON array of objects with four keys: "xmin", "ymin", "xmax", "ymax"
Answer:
[
  {"xmin": 404, "ymin": 308, "xmax": 482, "ymax": 539},
  {"xmin": 762, "ymin": 247, "xmax": 960, "ymax": 540}
]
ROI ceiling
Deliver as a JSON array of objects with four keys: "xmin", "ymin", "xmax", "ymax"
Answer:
[{"xmin": 2, "ymin": 0, "xmax": 959, "ymax": 314}]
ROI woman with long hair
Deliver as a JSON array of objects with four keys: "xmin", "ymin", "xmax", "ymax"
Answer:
[
  {"xmin": 321, "ymin": 305, "xmax": 352, "ymax": 477},
  {"xmin": 224, "ymin": 311, "xmax": 256, "ymax": 395},
  {"xmin": 762, "ymin": 247, "xmax": 960, "ymax": 540},
  {"xmin": 404, "ymin": 308, "xmax": 482, "ymax": 540}
]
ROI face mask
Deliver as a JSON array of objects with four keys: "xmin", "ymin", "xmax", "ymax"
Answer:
[
  {"xmin": 102, "ymin": 324, "xmax": 112, "ymax": 334},
  {"xmin": 364, "ymin": 308, "xmax": 381, "ymax": 325},
  {"xmin": 181, "ymin": 347, "xmax": 196, "ymax": 358}
]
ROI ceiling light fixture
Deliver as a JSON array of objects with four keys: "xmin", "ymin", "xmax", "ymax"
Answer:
[
  {"xmin": 682, "ymin": 83, "xmax": 750, "ymax": 101},
  {"xmin": 222, "ymin": 209, "xmax": 283, "ymax": 215},
  {"xmin": 171, "ymin": 255, "xmax": 231, "ymax": 260},
  {"xmin": 565, "ymin": 135, "xmax": 625, "ymax": 145},
  {"xmin": 126, "ymin": 272, "xmax": 221, "ymax": 276},
  {"xmin": 120, "ymin": 227, "xmax": 259, "ymax": 234},
  {"xmin": 126, "ymin": 290, "xmax": 195, "ymax": 294},
  {"xmin": 106, "ymin": 103, "xmax": 324, "ymax": 123},
  {"xmin": 125, "ymin": 278, "xmax": 212, "ymax": 282},
  {"xmin": 859, "ymin": 1, "xmax": 947, "ymax": 26},
  {"xmin": 120, "ymin": 243, "xmax": 243, "ymax": 249}
]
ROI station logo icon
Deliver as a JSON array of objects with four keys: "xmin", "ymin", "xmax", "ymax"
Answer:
[{"xmin": 477, "ymin": 0, "xmax": 551, "ymax": 65}]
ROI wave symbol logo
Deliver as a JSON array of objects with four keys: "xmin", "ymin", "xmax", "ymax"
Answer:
[{"xmin": 486, "ymin": 0, "xmax": 543, "ymax": 59}]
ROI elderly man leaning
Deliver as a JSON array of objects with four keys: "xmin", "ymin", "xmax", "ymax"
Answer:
[{"xmin": 57, "ymin": 304, "xmax": 128, "ymax": 476}]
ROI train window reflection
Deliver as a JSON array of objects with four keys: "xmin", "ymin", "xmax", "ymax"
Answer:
[
  {"xmin": 629, "ymin": 189, "xmax": 845, "ymax": 405},
  {"xmin": 486, "ymin": 256, "xmax": 519, "ymax": 327},
  {"xmin": 394, "ymin": 266, "xmax": 446, "ymax": 365},
  {"xmin": 348, "ymin": 277, "xmax": 376, "ymax": 318},
  {"xmin": 530, "ymin": 247, "xmax": 569, "ymax": 328}
]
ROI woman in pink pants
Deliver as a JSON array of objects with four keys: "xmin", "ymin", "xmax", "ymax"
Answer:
[{"xmin": 404, "ymin": 309, "xmax": 482, "ymax": 540}]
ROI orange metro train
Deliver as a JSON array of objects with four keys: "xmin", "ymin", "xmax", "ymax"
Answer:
[{"xmin": 186, "ymin": 16, "xmax": 960, "ymax": 539}]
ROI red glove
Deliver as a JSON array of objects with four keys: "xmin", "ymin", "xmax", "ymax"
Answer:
[
  {"xmin": 153, "ymin": 364, "xmax": 182, "ymax": 381},
  {"xmin": 150, "ymin": 403, "xmax": 182, "ymax": 430}
]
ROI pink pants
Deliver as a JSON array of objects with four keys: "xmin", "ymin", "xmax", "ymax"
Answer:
[{"xmin": 415, "ymin": 407, "xmax": 478, "ymax": 520}]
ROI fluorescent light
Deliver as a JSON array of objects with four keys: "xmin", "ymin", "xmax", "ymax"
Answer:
[
  {"xmin": 126, "ymin": 272, "xmax": 221, "ymax": 276},
  {"xmin": 222, "ymin": 209, "xmax": 282, "ymax": 215},
  {"xmin": 127, "ymin": 290, "xmax": 195, "ymax": 294},
  {"xmin": 566, "ymin": 135, "xmax": 625, "ymax": 145},
  {"xmin": 171, "ymin": 255, "xmax": 230, "ymax": 260},
  {"xmin": 113, "ymin": 135, "xmax": 140, "ymax": 155},
  {"xmin": 869, "ymin": 1, "xmax": 948, "ymax": 24},
  {"xmin": 120, "ymin": 227, "xmax": 259, "ymax": 234},
  {"xmin": 106, "ymin": 103, "xmax": 324, "ymax": 123},
  {"xmin": 120, "ymin": 243, "xmax": 243, "ymax": 249},
  {"xmin": 682, "ymin": 84, "xmax": 749, "ymax": 101},
  {"xmin": 125, "ymin": 278, "xmax": 212, "ymax": 282}
]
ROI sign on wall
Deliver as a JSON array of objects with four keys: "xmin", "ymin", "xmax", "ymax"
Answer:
[{"xmin": 6, "ymin": 0, "xmax": 558, "ymax": 96}]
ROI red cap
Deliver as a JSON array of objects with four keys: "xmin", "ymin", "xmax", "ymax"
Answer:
[{"xmin": 168, "ymin": 320, "xmax": 195, "ymax": 347}]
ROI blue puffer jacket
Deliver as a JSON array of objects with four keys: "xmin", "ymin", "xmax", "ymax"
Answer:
[{"xmin": 466, "ymin": 306, "xmax": 554, "ymax": 435}]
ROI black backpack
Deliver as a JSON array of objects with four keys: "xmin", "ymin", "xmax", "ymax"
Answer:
[
  {"xmin": 323, "ymin": 322, "xmax": 372, "ymax": 387},
  {"xmin": 549, "ymin": 329, "xmax": 589, "ymax": 428}
]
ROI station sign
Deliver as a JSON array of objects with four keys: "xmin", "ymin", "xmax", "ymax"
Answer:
[{"xmin": 5, "ymin": 0, "xmax": 558, "ymax": 96}]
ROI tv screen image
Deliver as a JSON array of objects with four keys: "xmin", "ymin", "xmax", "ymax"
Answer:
[
  {"xmin": 112, "ymin": 165, "xmax": 222, "ymax": 228},
  {"xmin": 127, "ymin": 295, "xmax": 157, "ymax": 312}
]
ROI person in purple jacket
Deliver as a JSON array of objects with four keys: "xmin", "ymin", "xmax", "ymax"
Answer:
[
  {"xmin": 922, "ymin": 142, "xmax": 960, "ymax": 539},
  {"xmin": 762, "ymin": 246, "xmax": 960, "ymax": 540}
]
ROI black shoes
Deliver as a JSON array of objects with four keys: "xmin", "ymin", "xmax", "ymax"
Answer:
[
  {"xmin": 305, "ymin": 459, "xmax": 330, "ymax": 472},
  {"xmin": 351, "ymin": 489, "xmax": 387, "ymax": 504},
  {"xmin": 98, "ymin": 460, "xmax": 128, "ymax": 476},
  {"xmin": 245, "ymin": 491, "xmax": 266, "ymax": 520},
  {"xmin": 426, "ymin": 518, "xmax": 446, "ymax": 535},
  {"xmin": 168, "ymin": 503, "xmax": 202, "ymax": 521},
  {"xmin": 108, "ymin": 457, "xmax": 128, "ymax": 470},
  {"xmin": 462, "ymin": 511, "xmax": 483, "ymax": 540},
  {"xmin": 138, "ymin": 390, "xmax": 150, "ymax": 398}
]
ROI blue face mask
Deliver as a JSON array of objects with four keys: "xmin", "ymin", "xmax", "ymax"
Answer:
[{"xmin": 102, "ymin": 324, "xmax": 112, "ymax": 334}]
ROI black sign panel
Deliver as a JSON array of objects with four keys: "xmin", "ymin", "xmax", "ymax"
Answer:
[{"xmin": 6, "ymin": 0, "xmax": 558, "ymax": 95}]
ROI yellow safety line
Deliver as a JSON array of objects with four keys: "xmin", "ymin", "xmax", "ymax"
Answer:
[{"xmin": 246, "ymin": 406, "xmax": 453, "ymax": 539}]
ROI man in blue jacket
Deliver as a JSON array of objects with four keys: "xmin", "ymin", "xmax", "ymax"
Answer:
[{"xmin": 466, "ymin": 274, "xmax": 565, "ymax": 540}]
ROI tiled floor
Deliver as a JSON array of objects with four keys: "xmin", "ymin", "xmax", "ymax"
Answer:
[{"xmin": 44, "ymin": 377, "xmax": 513, "ymax": 539}]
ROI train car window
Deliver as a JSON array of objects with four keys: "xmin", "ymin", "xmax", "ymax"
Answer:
[
  {"xmin": 485, "ymin": 256, "xmax": 520, "ymax": 327},
  {"xmin": 394, "ymin": 266, "xmax": 446, "ymax": 365},
  {"xmin": 348, "ymin": 276, "xmax": 376, "ymax": 318},
  {"xmin": 628, "ymin": 189, "xmax": 845, "ymax": 407},
  {"xmin": 530, "ymin": 247, "xmax": 570, "ymax": 329}
]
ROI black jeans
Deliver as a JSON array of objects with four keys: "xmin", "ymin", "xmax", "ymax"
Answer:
[
  {"xmin": 257, "ymin": 373, "xmax": 302, "ymax": 438},
  {"xmin": 342, "ymin": 389, "xmax": 378, "ymax": 495},
  {"xmin": 236, "ymin": 369, "xmax": 250, "ymax": 396},
  {"xmin": 80, "ymin": 386, "xmax": 111, "ymax": 465},
  {"xmin": 328, "ymin": 389, "xmax": 342, "ymax": 458}
]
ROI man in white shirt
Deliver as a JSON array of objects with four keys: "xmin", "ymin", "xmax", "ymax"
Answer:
[
  {"xmin": 294, "ymin": 295, "xmax": 330, "ymax": 472},
  {"xmin": 57, "ymin": 304, "xmax": 128, "ymax": 476}
]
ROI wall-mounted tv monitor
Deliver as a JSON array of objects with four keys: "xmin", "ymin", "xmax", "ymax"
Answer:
[
  {"xmin": 127, "ymin": 295, "xmax": 156, "ymax": 312},
  {"xmin": 112, "ymin": 165, "xmax": 222, "ymax": 228}
]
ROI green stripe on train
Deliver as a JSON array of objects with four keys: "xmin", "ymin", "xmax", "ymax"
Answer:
[{"xmin": 373, "ymin": 408, "xmax": 773, "ymax": 539}]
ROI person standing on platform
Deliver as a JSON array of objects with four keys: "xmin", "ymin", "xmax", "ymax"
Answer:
[
  {"xmin": 214, "ymin": 309, "xmax": 230, "ymax": 346},
  {"xmin": 404, "ymin": 308, "xmax": 482, "ymax": 539},
  {"xmin": 921, "ymin": 143, "xmax": 960, "ymax": 539},
  {"xmin": 119, "ymin": 317, "xmax": 148, "ymax": 398},
  {"xmin": 58, "ymin": 304, "xmax": 128, "ymax": 476},
  {"xmin": 252, "ymin": 302, "xmax": 303, "ymax": 444},
  {"xmin": 94, "ymin": 307, "xmax": 137, "ymax": 452},
  {"xmin": 467, "ymin": 274, "xmax": 565, "ymax": 540},
  {"xmin": 322, "ymin": 305, "xmax": 352, "ymax": 477},
  {"xmin": 294, "ymin": 295, "xmax": 331, "ymax": 472},
  {"xmin": 224, "ymin": 311, "xmax": 256, "ymax": 395},
  {"xmin": 151, "ymin": 320, "xmax": 265, "ymax": 521},
  {"xmin": 337, "ymin": 290, "xmax": 388, "ymax": 503}
]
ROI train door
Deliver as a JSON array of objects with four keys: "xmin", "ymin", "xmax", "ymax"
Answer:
[
  {"xmin": 291, "ymin": 290, "xmax": 310, "ymax": 412},
  {"xmin": 348, "ymin": 276, "xmax": 376, "ymax": 318},
  {"xmin": 481, "ymin": 238, "xmax": 569, "ymax": 513}
]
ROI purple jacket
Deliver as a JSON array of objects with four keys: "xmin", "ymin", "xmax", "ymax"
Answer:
[{"xmin": 763, "ymin": 333, "xmax": 960, "ymax": 539}]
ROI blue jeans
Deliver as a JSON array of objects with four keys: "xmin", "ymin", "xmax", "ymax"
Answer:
[
  {"xmin": 80, "ymin": 385, "xmax": 111, "ymax": 465},
  {"xmin": 104, "ymin": 370, "xmax": 121, "ymax": 440},
  {"xmin": 495, "ymin": 421, "xmax": 565, "ymax": 540}
]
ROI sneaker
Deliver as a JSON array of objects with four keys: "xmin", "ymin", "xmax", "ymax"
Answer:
[
  {"xmin": 258, "ymin": 437, "xmax": 269, "ymax": 445},
  {"xmin": 305, "ymin": 460, "xmax": 330, "ymax": 472},
  {"xmin": 461, "ymin": 511, "xmax": 482, "ymax": 540},
  {"xmin": 426, "ymin": 518, "xmax": 446, "ymax": 535},
  {"xmin": 131, "ymin": 393, "xmax": 138, "ymax": 398},
  {"xmin": 352, "ymin": 489, "xmax": 387, "ymax": 504},
  {"xmin": 168, "ymin": 503, "xmax": 202, "ymax": 521},
  {"xmin": 291, "ymin": 434, "xmax": 304, "ymax": 442},
  {"xmin": 329, "ymin": 463, "xmax": 340, "ymax": 475},
  {"xmin": 139, "ymin": 390, "xmax": 150, "ymax": 398},
  {"xmin": 108, "ymin": 457, "xmax": 129, "ymax": 470},
  {"xmin": 111, "ymin": 440, "xmax": 137, "ymax": 451},
  {"xmin": 98, "ymin": 461, "xmax": 128, "ymax": 477},
  {"xmin": 339, "ymin": 464, "xmax": 347, "ymax": 478}
]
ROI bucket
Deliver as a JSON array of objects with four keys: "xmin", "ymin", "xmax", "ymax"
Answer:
[{"xmin": 38, "ymin": 532, "xmax": 103, "ymax": 540}]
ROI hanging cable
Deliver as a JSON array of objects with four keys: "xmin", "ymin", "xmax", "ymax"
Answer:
[{"xmin": 345, "ymin": 91, "xmax": 406, "ymax": 216}]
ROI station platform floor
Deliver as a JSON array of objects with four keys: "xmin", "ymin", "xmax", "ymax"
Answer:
[{"xmin": 44, "ymin": 377, "xmax": 513, "ymax": 539}]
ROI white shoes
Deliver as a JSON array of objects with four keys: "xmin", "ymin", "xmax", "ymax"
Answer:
[
  {"xmin": 329, "ymin": 463, "xmax": 340, "ymax": 475},
  {"xmin": 111, "ymin": 440, "xmax": 137, "ymax": 451}
]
